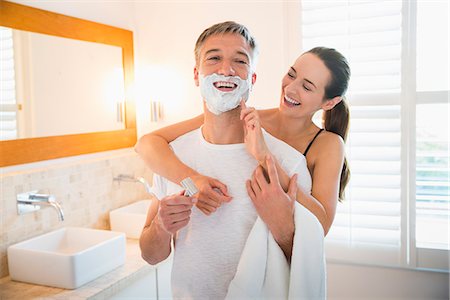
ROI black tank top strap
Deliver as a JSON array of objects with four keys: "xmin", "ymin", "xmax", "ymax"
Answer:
[{"xmin": 303, "ymin": 128, "xmax": 324, "ymax": 156}]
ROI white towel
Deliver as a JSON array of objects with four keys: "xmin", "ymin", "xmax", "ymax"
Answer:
[{"xmin": 226, "ymin": 202, "xmax": 326, "ymax": 300}]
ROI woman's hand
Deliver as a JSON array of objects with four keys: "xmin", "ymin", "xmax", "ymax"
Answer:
[
  {"xmin": 246, "ymin": 155, "xmax": 298, "ymax": 259},
  {"xmin": 190, "ymin": 174, "xmax": 232, "ymax": 215},
  {"xmin": 240, "ymin": 100, "xmax": 270, "ymax": 165}
]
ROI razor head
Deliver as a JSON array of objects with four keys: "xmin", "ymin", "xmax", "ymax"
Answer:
[{"xmin": 181, "ymin": 177, "xmax": 199, "ymax": 197}]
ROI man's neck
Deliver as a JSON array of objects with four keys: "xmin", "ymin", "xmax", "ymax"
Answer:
[{"xmin": 202, "ymin": 109, "xmax": 244, "ymax": 144}]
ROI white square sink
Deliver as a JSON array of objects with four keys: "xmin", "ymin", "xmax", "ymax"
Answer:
[
  {"xmin": 110, "ymin": 200, "xmax": 153, "ymax": 239},
  {"xmin": 7, "ymin": 227, "xmax": 126, "ymax": 289}
]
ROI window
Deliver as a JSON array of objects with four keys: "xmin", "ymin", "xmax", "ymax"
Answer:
[
  {"xmin": 0, "ymin": 26, "xmax": 18, "ymax": 141},
  {"xmin": 301, "ymin": 0, "xmax": 449, "ymax": 271},
  {"xmin": 414, "ymin": 0, "xmax": 449, "ymax": 269},
  {"xmin": 416, "ymin": 103, "xmax": 449, "ymax": 250}
]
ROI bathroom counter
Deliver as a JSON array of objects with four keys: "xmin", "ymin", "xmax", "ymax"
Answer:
[{"xmin": 0, "ymin": 239, "xmax": 154, "ymax": 300}]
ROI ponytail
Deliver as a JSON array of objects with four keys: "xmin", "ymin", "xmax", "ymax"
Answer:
[
  {"xmin": 323, "ymin": 99, "xmax": 350, "ymax": 201},
  {"xmin": 307, "ymin": 46, "xmax": 351, "ymax": 201}
]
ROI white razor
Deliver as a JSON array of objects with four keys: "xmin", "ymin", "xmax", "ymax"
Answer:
[{"xmin": 181, "ymin": 177, "xmax": 198, "ymax": 197}]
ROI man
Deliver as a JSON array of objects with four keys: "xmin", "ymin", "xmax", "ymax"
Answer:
[{"xmin": 139, "ymin": 21, "xmax": 320, "ymax": 299}]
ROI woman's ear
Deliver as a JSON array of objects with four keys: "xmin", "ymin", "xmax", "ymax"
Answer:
[{"xmin": 321, "ymin": 96, "xmax": 342, "ymax": 111}]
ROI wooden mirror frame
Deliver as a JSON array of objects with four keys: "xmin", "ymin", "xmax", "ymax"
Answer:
[{"xmin": 0, "ymin": 1, "xmax": 136, "ymax": 167}]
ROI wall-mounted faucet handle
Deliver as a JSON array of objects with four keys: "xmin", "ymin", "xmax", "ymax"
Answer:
[
  {"xmin": 113, "ymin": 174, "xmax": 135, "ymax": 182},
  {"xmin": 17, "ymin": 191, "xmax": 64, "ymax": 221},
  {"xmin": 21, "ymin": 193, "xmax": 56, "ymax": 203}
]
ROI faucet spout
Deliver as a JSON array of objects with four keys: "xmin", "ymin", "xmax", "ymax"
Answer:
[
  {"xmin": 50, "ymin": 201, "xmax": 65, "ymax": 221},
  {"xmin": 136, "ymin": 177, "xmax": 153, "ymax": 195},
  {"xmin": 113, "ymin": 174, "xmax": 154, "ymax": 195}
]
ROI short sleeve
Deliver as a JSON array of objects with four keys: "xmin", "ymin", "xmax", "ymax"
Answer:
[{"xmin": 151, "ymin": 173, "xmax": 168, "ymax": 200}]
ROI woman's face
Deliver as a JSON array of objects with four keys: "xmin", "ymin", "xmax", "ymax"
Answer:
[{"xmin": 279, "ymin": 53, "xmax": 331, "ymax": 117}]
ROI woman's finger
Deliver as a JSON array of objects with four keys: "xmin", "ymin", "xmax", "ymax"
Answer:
[
  {"xmin": 240, "ymin": 100, "xmax": 256, "ymax": 120},
  {"xmin": 241, "ymin": 99, "xmax": 247, "ymax": 110},
  {"xmin": 209, "ymin": 178, "xmax": 232, "ymax": 199},
  {"xmin": 197, "ymin": 205, "xmax": 211, "ymax": 216},
  {"xmin": 207, "ymin": 189, "xmax": 232, "ymax": 203},
  {"xmin": 241, "ymin": 109, "xmax": 256, "ymax": 122},
  {"xmin": 244, "ymin": 114, "xmax": 257, "ymax": 129},
  {"xmin": 196, "ymin": 201, "xmax": 217, "ymax": 215}
]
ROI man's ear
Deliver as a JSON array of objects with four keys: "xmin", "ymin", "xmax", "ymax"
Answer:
[
  {"xmin": 194, "ymin": 67, "xmax": 199, "ymax": 87},
  {"xmin": 321, "ymin": 96, "xmax": 342, "ymax": 111},
  {"xmin": 251, "ymin": 72, "xmax": 257, "ymax": 85}
]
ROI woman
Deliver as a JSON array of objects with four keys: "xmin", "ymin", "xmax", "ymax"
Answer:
[{"xmin": 136, "ymin": 46, "xmax": 350, "ymax": 235}]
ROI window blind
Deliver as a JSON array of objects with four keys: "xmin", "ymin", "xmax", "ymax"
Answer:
[
  {"xmin": 0, "ymin": 26, "xmax": 18, "ymax": 141},
  {"xmin": 301, "ymin": 0, "xmax": 403, "ymax": 265}
]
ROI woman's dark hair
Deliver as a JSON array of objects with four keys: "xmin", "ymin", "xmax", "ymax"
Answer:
[{"xmin": 307, "ymin": 47, "xmax": 351, "ymax": 201}]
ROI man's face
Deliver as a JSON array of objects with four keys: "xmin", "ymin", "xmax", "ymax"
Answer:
[{"xmin": 194, "ymin": 33, "xmax": 256, "ymax": 88}]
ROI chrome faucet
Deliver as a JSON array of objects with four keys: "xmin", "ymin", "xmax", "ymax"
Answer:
[
  {"xmin": 17, "ymin": 191, "xmax": 65, "ymax": 221},
  {"xmin": 113, "ymin": 174, "xmax": 153, "ymax": 195}
]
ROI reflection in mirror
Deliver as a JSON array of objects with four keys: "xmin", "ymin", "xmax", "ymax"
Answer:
[
  {"xmin": 0, "ymin": 1, "xmax": 136, "ymax": 167},
  {"xmin": 0, "ymin": 27, "xmax": 126, "ymax": 141}
]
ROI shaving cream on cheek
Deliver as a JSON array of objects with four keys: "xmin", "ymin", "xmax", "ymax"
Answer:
[{"xmin": 200, "ymin": 73, "xmax": 252, "ymax": 115}]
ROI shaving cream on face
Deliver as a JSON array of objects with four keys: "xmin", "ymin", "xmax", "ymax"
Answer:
[{"xmin": 200, "ymin": 73, "xmax": 252, "ymax": 115}]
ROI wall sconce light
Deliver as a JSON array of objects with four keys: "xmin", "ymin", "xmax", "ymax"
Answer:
[
  {"xmin": 150, "ymin": 100, "xmax": 163, "ymax": 122},
  {"xmin": 116, "ymin": 101, "xmax": 124, "ymax": 123}
]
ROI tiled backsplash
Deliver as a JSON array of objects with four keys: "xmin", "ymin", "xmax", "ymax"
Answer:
[{"xmin": 0, "ymin": 149, "xmax": 152, "ymax": 278}]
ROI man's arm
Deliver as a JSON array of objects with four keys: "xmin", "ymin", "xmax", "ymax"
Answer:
[
  {"xmin": 261, "ymin": 135, "xmax": 343, "ymax": 235},
  {"xmin": 140, "ymin": 192, "xmax": 196, "ymax": 265},
  {"xmin": 246, "ymin": 156, "xmax": 298, "ymax": 262}
]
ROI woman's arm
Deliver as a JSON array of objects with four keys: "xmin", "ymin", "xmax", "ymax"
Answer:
[
  {"xmin": 135, "ymin": 114, "xmax": 204, "ymax": 184},
  {"xmin": 135, "ymin": 114, "xmax": 232, "ymax": 214}
]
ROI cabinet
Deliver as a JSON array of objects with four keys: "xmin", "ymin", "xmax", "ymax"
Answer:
[
  {"xmin": 109, "ymin": 268, "xmax": 157, "ymax": 299},
  {"xmin": 110, "ymin": 256, "xmax": 173, "ymax": 300},
  {"xmin": 156, "ymin": 255, "xmax": 173, "ymax": 299}
]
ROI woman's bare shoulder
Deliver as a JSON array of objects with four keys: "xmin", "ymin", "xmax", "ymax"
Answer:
[
  {"xmin": 315, "ymin": 130, "xmax": 345, "ymax": 154},
  {"xmin": 308, "ymin": 130, "xmax": 345, "ymax": 173}
]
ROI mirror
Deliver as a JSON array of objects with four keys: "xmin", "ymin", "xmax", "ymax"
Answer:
[
  {"xmin": 0, "ymin": 1, "xmax": 136, "ymax": 166},
  {"xmin": 1, "ymin": 28, "xmax": 126, "ymax": 140}
]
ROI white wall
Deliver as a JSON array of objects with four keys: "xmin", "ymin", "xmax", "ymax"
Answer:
[{"xmin": 328, "ymin": 262, "xmax": 449, "ymax": 300}]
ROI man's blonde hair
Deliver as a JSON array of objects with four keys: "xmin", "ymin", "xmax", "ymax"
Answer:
[{"xmin": 194, "ymin": 21, "xmax": 259, "ymax": 70}]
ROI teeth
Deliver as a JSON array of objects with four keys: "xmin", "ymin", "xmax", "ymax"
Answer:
[
  {"xmin": 215, "ymin": 81, "xmax": 236, "ymax": 88},
  {"xmin": 285, "ymin": 96, "xmax": 300, "ymax": 105}
]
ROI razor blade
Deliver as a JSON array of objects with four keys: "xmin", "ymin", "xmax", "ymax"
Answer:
[{"xmin": 181, "ymin": 177, "xmax": 198, "ymax": 197}]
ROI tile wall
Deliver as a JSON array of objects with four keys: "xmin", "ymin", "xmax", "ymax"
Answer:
[{"xmin": 0, "ymin": 149, "xmax": 152, "ymax": 278}]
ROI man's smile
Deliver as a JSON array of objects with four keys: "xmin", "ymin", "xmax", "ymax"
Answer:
[{"xmin": 214, "ymin": 81, "xmax": 238, "ymax": 92}]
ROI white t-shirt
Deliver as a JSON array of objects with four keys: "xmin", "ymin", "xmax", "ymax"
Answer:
[{"xmin": 152, "ymin": 128, "xmax": 312, "ymax": 300}]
